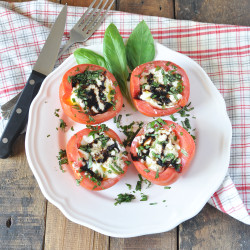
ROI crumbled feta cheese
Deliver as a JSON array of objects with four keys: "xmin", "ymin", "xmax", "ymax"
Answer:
[
  {"xmin": 70, "ymin": 72, "xmax": 114, "ymax": 114},
  {"xmin": 139, "ymin": 67, "xmax": 183, "ymax": 108},
  {"xmin": 138, "ymin": 127, "xmax": 181, "ymax": 172},
  {"xmin": 79, "ymin": 132, "xmax": 126, "ymax": 179}
]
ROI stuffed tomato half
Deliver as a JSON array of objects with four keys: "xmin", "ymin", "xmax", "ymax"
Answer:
[
  {"xmin": 130, "ymin": 119, "xmax": 195, "ymax": 186},
  {"xmin": 66, "ymin": 125, "xmax": 129, "ymax": 191},
  {"xmin": 59, "ymin": 64, "xmax": 123, "ymax": 124},
  {"xmin": 130, "ymin": 61, "xmax": 190, "ymax": 117}
]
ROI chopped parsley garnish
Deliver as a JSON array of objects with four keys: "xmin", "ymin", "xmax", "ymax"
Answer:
[
  {"xmin": 114, "ymin": 193, "xmax": 135, "ymax": 206},
  {"xmin": 87, "ymin": 124, "xmax": 109, "ymax": 138},
  {"xmin": 135, "ymin": 177, "xmax": 142, "ymax": 191},
  {"xmin": 155, "ymin": 169, "xmax": 159, "ymax": 179},
  {"xmin": 59, "ymin": 119, "xmax": 67, "ymax": 131},
  {"xmin": 149, "ymin": 202, "xmax": 157, "ymax": 205},
  {"xmin": 181, "ymin": 148, "xmax": 189, "ymax": 157},
  {"xmin": 57, "ymin": 149, "xmax": 68, "ymax": 172},
  {"xmin": 76, "ymin": 176, "xmax": 83, "ymax": 185},
  {"xmin": 114, "ymin": 116, "xmax": 144, "ymax": 147},
  {"xmin": 126, "ymin": 183, "xmax": 132, "ymax": 190},
  {"xmin": 177, "ymin": 102, "xmax": 194, "ymax": 117},
  {"xmin": 54, "ymin": 108, "xmax": 60, "ymax": 117},
  {"xmin": 135, "ymin": 174, "xmax": 151, "ymax": 191},
  {"xmin": 147, "ymin": 118, "xmax": 166, "ymax": 131},
  {"xmin": 134, "ymin": 74, "xmax": 141, "ymax": 78},
  {"xmin": 88, "ymin": 115, "xmax": 95, "ymax": 123},
  {"xmin": 181, "ymin": 118, "xmax": 191, "ymax": 131},
  {"xmin": 164, "ymin": 186, "xmax": 171, "ymax": 189},
  {"xmin": 140, "ymin": 194, "xmax": 148, "ymax": 201},
  {"xmin": 170, "ymin": 114, "xmax": 177, "ymax": 121},
  {"xmin": 67, "ymin": 75, "xmax": 73, "ymax": 83}
]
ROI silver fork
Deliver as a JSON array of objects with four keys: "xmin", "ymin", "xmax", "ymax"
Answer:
[
  {"xmin": 58, "ymin": 0, "xmax": 114, "ymax": 57},
  {"xmin": 1, "ymin": 0, "xmax": 114, "ymax": 120}
]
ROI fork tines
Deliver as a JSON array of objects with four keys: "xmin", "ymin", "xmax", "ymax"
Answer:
[{"xmin": 76, "ymin": 0, "xmax": 115, "ymax": 35}]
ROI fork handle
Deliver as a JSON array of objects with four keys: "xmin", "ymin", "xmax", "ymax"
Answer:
[{"xmin": 58, "ymin": 38, "xmax": 75, "ymax": 58}]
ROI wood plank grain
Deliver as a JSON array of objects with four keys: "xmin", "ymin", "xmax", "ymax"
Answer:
[
  {"xmin": 0, "ymin": 135, "xmax": 47, "ymax": 249},
  {"xmin": 175, "ymin": 0, "xmax": 250, "ymax": 26},
  {"xmin": 110, "ymin": 229, "xmax": 177, "ymax": 250},
  {"xmin": 179, "ymin": 203, "xmax": 250, "ymax": 249},
  {"xmin": 44, "ymin": 202, "xmax": 109, "ymax": 250},
  {"xmin": 117, "ymin": 0, "xmax": 175, "ymax": 18}
]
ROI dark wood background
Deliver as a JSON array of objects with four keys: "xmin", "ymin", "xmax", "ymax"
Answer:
[{"xmin": 0, "ymin": 0, "xmax": 250, "ymax": 249}]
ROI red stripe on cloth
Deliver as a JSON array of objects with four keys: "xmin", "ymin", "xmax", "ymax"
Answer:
[
  {"xmin": 213, "ymin": 192, "xmax": 227, "ymax": 213},
  {"xmin": 226, "ymin": 203, "xmax": 245, "ymax": 214},
  {"xmin": 231, "ymin": 144, "xmax": 250, "ymax": 149},
  {"xmin": 236, "ymin": 185, "xmax": 250, "ymax": 191},
  {"xmin": 177, "ymin": 45, "xmax": 250, "ymax": 55},
  {"xmin": 151, "ymin": 28, "xmax": 250, "ymax": 39},
  {"xmin": 109, "ymin": 23, "xmax": 245, "ymax": 34},
  {"xmin": 5, "ymin": 10, "xmax": 26, "ymax": 89},
  {"xmin": 216, "ymin": 183, "xmax": 235, "ymax": 195},
  {"xmin": 92, "ymin": 27, "xmax": 250, "ymax": 39},
  {"xmin": 184, "ymin": 50, "xmax": 250, "ymax": 59},
  {"xmin": 0, "ymin": 86, "xmax": 24, "ymax": 96}
]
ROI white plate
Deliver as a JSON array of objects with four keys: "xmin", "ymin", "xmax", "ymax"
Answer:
[{"xmin": 25, "ymin": 42, "xmax": 232, "ymax": 237}]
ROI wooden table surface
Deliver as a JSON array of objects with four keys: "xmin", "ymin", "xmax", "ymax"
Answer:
[{"xmin": 1, "ymin": 0, "xmax": 250, "ymax": 249}]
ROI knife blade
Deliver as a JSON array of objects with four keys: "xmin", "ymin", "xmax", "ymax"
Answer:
[{"xmin": 0, "ymin": 4, "xmax": 67, "ymax": 159}]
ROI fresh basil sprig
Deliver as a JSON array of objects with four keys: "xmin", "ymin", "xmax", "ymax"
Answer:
[
  {"xmin": 103, "ymin": 23, "xmax": 133, "ymax": 107},
  {"xmin": 73, "ymin": 21, "xmax": 155, "ymax": 109},
  {"xmin": 74, "ymin": 48, "xmax": 107, "ymax": 68},
  {"xmin": 126, "ymin": 20, "xmax": 155, "ymax": 71}
]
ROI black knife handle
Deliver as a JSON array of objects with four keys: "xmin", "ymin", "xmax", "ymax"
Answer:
[{"xmin": 0, "ymin": 70, "xmax": 46, "ymax": 159}]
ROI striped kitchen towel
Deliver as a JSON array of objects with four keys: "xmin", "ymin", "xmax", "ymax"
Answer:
[{"xmin": 0, "ymin": 0, "xmax": 249, "ymax": 224}]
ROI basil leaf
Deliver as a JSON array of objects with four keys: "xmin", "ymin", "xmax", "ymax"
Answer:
[
  {"xmin": 126, "ymin": 20, "xmax": 155, "ymax": 70},
  {"xmin": 74, "ymin": 48, "xmax": 107, "ymax": 68},
  {"xmin": 103, "ymin": 23, "xmax": 134, "ymax": 107}
]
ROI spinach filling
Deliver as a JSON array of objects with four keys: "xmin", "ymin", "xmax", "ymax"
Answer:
[{"xmin": 69, "ymin": 70, "xmax": 116, "ymax": 115}]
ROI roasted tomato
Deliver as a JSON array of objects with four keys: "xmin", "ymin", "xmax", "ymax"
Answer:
[
  {"xmin": 130, "ymin": 60, "xmax": 190, "ymax": 117},
  {"xmin": 59, "ymin": 64, "xmax": 123, "ymax": 124},
  {"xmin": 66, "ymin": 125, "xmax": 129, "ymax": 191},
  {"xmin": 130, "ymin": 119, "xmax": 195, "ymax": 186}
]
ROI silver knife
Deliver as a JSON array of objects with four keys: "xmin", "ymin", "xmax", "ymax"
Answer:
[{"xmin": 0, "ymin": 4, "xmax": 67, "ymax": 159}]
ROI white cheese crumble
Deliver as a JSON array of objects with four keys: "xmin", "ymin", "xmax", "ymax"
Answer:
[
  {"xmin": 139, "ymin": 67, "xmax": 183, "ymax": 109},
  {"xmin": 136, "ymin": 127, "xmax": 181, "ymax": 172},
  {"xmin": 78, "ymin": 133, "xmax": 126, "ymax": 179},
  {"xmin": 70, "ymin": 73, "xmax": 114, "ymax": 113}
]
